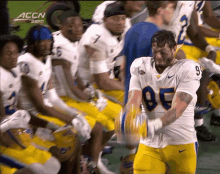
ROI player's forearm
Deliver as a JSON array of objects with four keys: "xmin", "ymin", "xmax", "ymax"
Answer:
[
  {"xmin": 160, "ymin": 107, "xmax": 178, "ymax": 127},
  {"xmin": 39, "ymin": 105, "xmax": 73, "ymax": 124},
  {"xmin": 198, "ymin": 26, "xmax": 220, "ymax": 38},
  {"xmin": 204, "ymin": 16, "xmax": 220, "ymax": 30},
  {"xmin": 70, "ymin": 85, "xmax": 91, "ymax": 101},
  {"xmin": 187, "ymin": 29, "xmax": 208, "ymax": 51},
  {"xmin": 97, "ymin": 78, "xmax": 124, "ymax": 91},
  {"xmin": 160, "ymin": 92, "xmax": 192, "ymax": 127}
]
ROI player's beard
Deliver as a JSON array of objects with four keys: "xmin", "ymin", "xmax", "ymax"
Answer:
[{"xmin": 155, "ymin": 55, "xmax": 175, "ymax": 69}]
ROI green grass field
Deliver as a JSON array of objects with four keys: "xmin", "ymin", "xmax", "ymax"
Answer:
[{"xmin": 8, "ymin": 1, "xmax": 103, "ymax": 37}]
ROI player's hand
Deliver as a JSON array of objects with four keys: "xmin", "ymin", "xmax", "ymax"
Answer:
[
  {"xmin": 84, "ymin": 84, "xmax": 96, "ymax": 99},
  {"xmin": 206, "ymin": 51, "xmax": 216, "ymax": 62},
  {"xmin": 71, "ymin": 113, "xmax": 91, "ymax": 144},
  {"xmin": 0, "ymin": 110, "xmax": 31, "ymax": 132},
  {"xmin": 199, "ymin": 57, "xmax": 220, "ymax": 75},
  {"xmin": 93, "ymin": 89, "xmax": 107, "ymax": 111},
  {"xmin": 146, "ymin": 118, "xmax": 163, "ymax": 140}
]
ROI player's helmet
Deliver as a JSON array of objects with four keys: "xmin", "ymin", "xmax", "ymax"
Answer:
[
  {"xmin": 119, "ymin": 154, "xmax": 136, "ymax": 174},
  {"xmin": 115, "ymin": 105, "xmax": 147, "ymax": 146},
  {"xmin": 6, "ymin": 128, "xmax": 33, "ymax": 150},
  {"xmin": 207, "ymin": 75, "xmax": 220, "ymax": 109}
]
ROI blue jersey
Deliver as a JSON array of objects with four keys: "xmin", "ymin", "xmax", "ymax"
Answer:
[{"xmin": 123, "ymin": 22, "xmax": 160, "ymax": 104}]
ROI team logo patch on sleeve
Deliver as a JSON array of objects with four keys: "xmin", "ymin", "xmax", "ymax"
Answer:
[{"xmin": 19, "ymin": 62, "xmax": 30, "ymax": 74}]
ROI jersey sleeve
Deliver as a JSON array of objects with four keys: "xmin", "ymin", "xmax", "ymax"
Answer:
[
  {"xmin": 18, "ymin": 57, "xmax": 39, "ymax": 81},
  {"xmin": 52, "ymin": 45, "xmax": 72, "ymax": 62},
  {"xmin": 80, "ymin": 26, "xmax": 107, "ymax": 52},
  {"xmin": 129, "ymin": 58, "xmax": 142, "ymax": 92},
  {"xmin": 176, "ymin": 61, "xmax": 202, "ymax": 97}
]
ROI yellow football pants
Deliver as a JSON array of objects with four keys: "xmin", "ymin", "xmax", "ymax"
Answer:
[
  {"xmin": 0, "ymin": 145, "xmax": 52, "ymax": 167},
  {"xmin": 181, "ymin": 37, "xmax": 220, "ymax": 64},
  {"xmin": 0, "ymin": 164, "xmax": 18, "ymax": 174},
  {"xmin": 61, "ymin": 96, "xmax": 122, "ymax": 131},
  {"xmin": 134, "ymin": 143, "xmax": 198, "ymax": 174},
  {"xmin": 32, "ymin": 113, "xmax": 96, "ymax": 150}
]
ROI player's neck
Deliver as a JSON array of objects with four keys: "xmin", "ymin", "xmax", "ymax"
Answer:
[
  {"xmin": 155, "ymin": 59, "xmax": 177, "ymax": 74},
  {"xmin": 145, "ymin": 16, "xmax": 163, "ymax": 27}
]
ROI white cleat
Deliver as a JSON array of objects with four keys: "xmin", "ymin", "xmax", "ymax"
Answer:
[
  {"xmin": 97, "ymin": 152, "xmax": 116, "ymax": 174},
  {"xmin": 199, "ymin": 57, "xmax": 220, "ymax": 74}
]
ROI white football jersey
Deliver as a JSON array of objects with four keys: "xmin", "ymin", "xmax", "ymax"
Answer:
[
  {"xmin": 92, "ymin": 1, "xmax": 132, "ymax": 33},
  {"xmin": 51, "ymin": 31, "xmax": 82, "ymax": 100},
  {"xmin": 0, "ymin": 66, "xmax": 21, "ymax": 116},
  {"xmin": 196, "ymin": 0, "xmax": 206, "ymax": 26},
  {"xmin": 17, "ymin": 53, "xmax": 53, "ymax": 111},
  {"xmin": 183, "ymin": 0, "xmax": 206, "ymax": 45},
  {"xmin": 161, "ymin": 1, "xmax": 196, "ymax": 46},
  {"xmin": 129, "ymin": 57, "xmax": 202, "ymax": 148},
  {"xmin": 78, "ymin": 23, "xmax": 125, "ymax": 85}
]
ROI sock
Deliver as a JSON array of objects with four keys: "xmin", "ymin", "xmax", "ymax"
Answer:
[{"xmin": 195, "ymin": 118, "xmax": 204, "ymax": 127}]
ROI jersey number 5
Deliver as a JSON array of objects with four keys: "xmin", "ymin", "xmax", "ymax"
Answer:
[
  {"xmin": 177, "ymin": 15, "xmax": 188, "ymax": 45},
  {"xmin": 142, "ymin": 86, "xmax": 175, "ymax": 111}
]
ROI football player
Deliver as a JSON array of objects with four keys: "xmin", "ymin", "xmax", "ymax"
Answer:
[
  {"xmin": 92, "ymin": 1, "xmax": 144, "ymax": 32},
  {"xmin": 51, "ymin": 11, "xmax": 120, "ymax": 174},
  {"xmin": 17, "ymin": 25, "xmax": 103, "ymax": 174},
  {"xmin": 0, "ymin": 34, "xmax": 61, "ymax": 174},
  {"xmin": 182, "ymin": 0, "xmax": 220, "ymax": 128},
  {"xmin": 125, "ymin": 30, "xmax": 201, "ymax": 174},
  {"xmin": 78, "ymin": 2, "xmax": 126, "ymax": 106},
  {"xmin": 161, "ymin": 1, "xmax": 217, "ymax": 142},
  {"xmin": 123, "ymin": 1, "xmax": 177, "ymax": 104}
]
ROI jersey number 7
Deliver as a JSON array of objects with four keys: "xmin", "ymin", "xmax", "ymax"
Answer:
[{"xmin": 142, "ymin": 86, "xmax": 175, "ymax": 111}]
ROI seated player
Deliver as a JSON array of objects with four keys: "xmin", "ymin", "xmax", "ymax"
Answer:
[
  {"xmin": 52, "ymin": 11, "xmax": 122, "ymax": 131},
  {"xmin": 182, "ymin": 0, "xmax": 220, "ymax": 127},
  {"xmin": 78, "ymin": 2, "xmax": 127, "ymax": 106},
  {"xmin": 119, "ymin": 30, "xmax": 201, "ymax": 174},
  {"xmin": 51, "ymin": 11, "xmax": 121, "ymax": 174},
  {"xmin": 161, "ymin": 1, "xmax": 217, "ymax": 142},
  {"xmin": 0, "ymin": 34, "xmax": 61, "ymax": 174},
  {"xmin": 18, "ymin": 24, "xmax": 107, "ymax": 174}
]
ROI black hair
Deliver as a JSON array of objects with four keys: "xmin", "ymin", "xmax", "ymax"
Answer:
[
  {"xmin": 60, "ymin": 10, "xmax": 81, "ymax": 25},
  {"xmin": 24, "ymin": 24, "xmax": 54, "ymax": 55},
  {"xmin": 0, "ymin": 35, "xmax": 24, "ymax": 54},
  {"xmin": 151, "ymin": 30, "xmax": 177, "ymax": 49},
  {"xmin": 146, "ymin": 1, "xmax": 176, "ymax": 16}
]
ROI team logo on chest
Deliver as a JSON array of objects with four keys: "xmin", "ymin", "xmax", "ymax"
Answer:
[
  {"xmin": 39, "ymin": 71, "xmax": 43, "ymax": 76},
  {"xmin": 156, "ymin": 75, "xmax": 161, "ymax": 79},
  {"xmin": 9, "ymin": 84, "xmax": 13, "ymax": 88}
]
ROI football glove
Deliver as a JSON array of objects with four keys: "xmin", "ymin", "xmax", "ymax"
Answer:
[
  {"xmin": 71, "ymin": 113, "xmax": 91, "ymax": 144},
  {"xmin": 0, "ymin": 110, "xmax": 31, "ymax": 132},
  {"xmin": 199, "ymin": 57, "xmax": 220, "ymax": 74}
]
